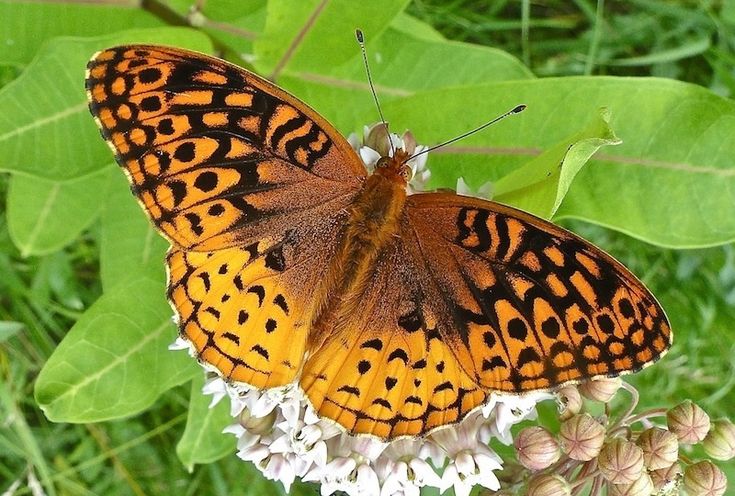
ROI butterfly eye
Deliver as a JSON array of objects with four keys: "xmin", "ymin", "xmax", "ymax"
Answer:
[
  {"xmin": 376, "ymin": 157, "xmax": 391, "ymax": 168},
  {"xmin": 400, "ymin": 165, "xmax": 413, "ymax": 181}
]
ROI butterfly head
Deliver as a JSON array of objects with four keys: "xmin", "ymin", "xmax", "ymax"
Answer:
[{"xmin": 374, "ymin": 149, "xmax": 413, "ymax": 185}]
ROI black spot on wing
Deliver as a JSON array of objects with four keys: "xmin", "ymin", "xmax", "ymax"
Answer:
[
  {"xmin": 388, "ymin": 349, "xmax": 409, "ymax": 363},
  {"xmin": 247, "ymin": 285, "xmax": 265, "ymax": 306}
]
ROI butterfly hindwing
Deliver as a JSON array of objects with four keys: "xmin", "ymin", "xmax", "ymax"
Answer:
[
  {"xmin": 167, "ymin": 216, "xmax": 346, "ymax": 388},
  {"xmin": 86, "ymin": 45, "xmax": 365, "ymax": 251},
  {"xmin": 300, "ymin": 193, "xmax": 671, "ymax": 438},
  {"xmin": 300, "ymin": 234, "xmax": 488, "ymax": 439}
]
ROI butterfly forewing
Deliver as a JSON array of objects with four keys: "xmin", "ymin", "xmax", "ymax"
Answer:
[
  {"xmin": 86, "ymin": 45, "xmax": 365, "ymax": 389},
  {"xmin": 403, "ymin": 194, "xmax": 671, "ymax": 393},
  {"xmin": 85, "ymin": 45, "xmax": 365, "ymax": 251}
]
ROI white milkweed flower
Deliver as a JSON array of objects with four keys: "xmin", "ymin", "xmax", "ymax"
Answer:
[
  {"xmin": 456, "ymin": 176, "xmax": 494, "ymax": 199},
  {"xmin": 172, "ymin": 126, "xmax": 555, "ymax": 495},
  {"xmin": 348, "ymin": 123, "xmax": 430, "ymax": 192}
]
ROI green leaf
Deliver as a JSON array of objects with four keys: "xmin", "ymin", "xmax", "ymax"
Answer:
[
  {"xmin": 191, "ymin": 0, "xmax": 267, "ymax": 55},
  {"xmin": 606, "ymin": 36, "xmax": 711, "ymax": 66},
  {"xmin": 7, "ymin": 167, "xmax": 114, "ymax": 256},
  {"xmin": 100, "ymin": 174, "xmax": 168, "ymax": 291},
  {"xmin": 0, "ymin": 321, "xmax": 23, "ymax": 343},
  {"xmin": 34, "ymin": 276, "xmax": 198, "ymax": 422},
  {"xmin": 390, "ymin": 12, "xmax": 445, "ymax": 41},
  {"xmin": 493, "ymin": 107, "xmax": 621, "ymax": 218},
  {"xmin": 325, "ymin": 24, "xmax": 533, "ymax": 92},
  {"xmin": 176, "ymin": 374, "xmax": 236, "ymax": 471},
  {"xmin": 0, "ymin": 28, "xmax": 213, "ymax": 181},
  {"xmin": 254, "ymin": 0, "xmax": 410, "ymax": 76},
  {"xmin": 0, "ymin": 1, "xmax": 163, "ymax": 66},
  {"xmin": 378, "ymin": 77, "xmax": 735, "ymax": 248}
]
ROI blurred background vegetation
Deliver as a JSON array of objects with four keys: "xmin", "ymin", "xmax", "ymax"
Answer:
[{"xmin": 1, "ymin": 0, "xmax": 734, "ymax": 494}]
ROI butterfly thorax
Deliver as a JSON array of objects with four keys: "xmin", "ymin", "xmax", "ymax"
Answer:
[{"xmin": 308, "ymin": 160, "xmax": 408, "ymax": 349}]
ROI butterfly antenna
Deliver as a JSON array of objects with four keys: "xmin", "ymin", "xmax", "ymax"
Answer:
[
  {"xmin": 404, "ymin": 104, "xmax": 527, "ymax": 164},
  {"xmin": 355, "ymin": 29, "xmax": 395, "ymax": 156}
]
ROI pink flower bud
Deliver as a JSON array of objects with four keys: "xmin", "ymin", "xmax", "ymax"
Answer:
[
  {"xmin": 703, "ymin": 419, "xmax": 735, "ymax": 461},
  {"xmin": 683, "ymin": 460, "xmax": 727, "ymax": 496},
  {"xmin": 514, "ymin": 426, "xmax": 560, "ymax": 471},
  {"xmin": 650, "ymin": 462, "xmax": 682, "ymax": 492},
  {"xmin": 667, "ymin": 400, "xmax": 711, "ymax": 444},
  {"xmin": 607, "ymin": 473, "xmax": 654, "ymax": 496},
  {"xmin": 636, "ymin": 427, "xmax": 678, "ymax": 470},
  {"xmin": 365, "ymin": 123, "xmax": 391, "ymax": 156},
  {"xmin": 579, "ymin": 377, "xmax": 622, "ymax": 403},
  {"xmin": 598, "ymin": 438, "xmax": 645, "ymax": 485},
  {"xmin": 556, "ymin": 386, "xmax": 582, "ymax": 420},
  {"xmin": 558, "ymin": 413, "xmax": 606, "ymax": 461},
  {"xmin": 527, "ymin": 474, "xmax": 571, "ymax": 496}
]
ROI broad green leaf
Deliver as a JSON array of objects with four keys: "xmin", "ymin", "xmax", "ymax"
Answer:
[
  {"xmin": 0, "ymin": 28, "xmax": 213, "ymax": 181},
  {"xmin": 176, "ymin": 374, "xmax": 236, "ymax": 471},
  {"xmin": 7, "ymin": 167, "xmax": 114, "ymax": 256},
  {"xmin": 165, "ymin": 0, "xmax": 267, "ymax": 57},
  {"xmin": 34, "ymin": 277, "xmax": 198, "ymax": 422},
  {"xmin": 390, "ymin": 12, "xmax": 445, "ymax": 41},
  {"xmin": 493, "ymin": 108, "xmax": 621, "ymax": 218},
  {"xmin": 100, "ymin": 173, "xmax": 168, "ymax": 292},
  {"xmin": 254, "ymin": 0, "xmax": 410, "ymax": 76},
  {"xmin": 325, "ymin": 24, "xmax": 533, "ymax": 91},
  {"xmin": 0, "ymin": 321, "xmax": 23, "ymax": 343},
  {"xmin": 192, "ymin": 0, "xmax": 266, "ymax": 51},
  {"xmin": 0, "ymin": 1, "xmax": 162, "ymax": 66},
  {"xmin": 377, "ymin": 77, "xmax": 735, "ymax": 248}
]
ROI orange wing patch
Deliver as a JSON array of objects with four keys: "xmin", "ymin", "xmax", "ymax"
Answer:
[
  {"xmin": 167, "ymin": 212, "xmax": 346, "ymax": 388},
  {"xmin": 300, "ymin": 238, "xmax": 487, "ymax": 439},
  {"xmin": 168, "ymin": 245, "xmax": 305, "ymax": 387}
]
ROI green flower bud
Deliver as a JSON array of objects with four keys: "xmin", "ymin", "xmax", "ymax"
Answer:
[
  {"xmin": 598, "ymin": 438, "xmax": 645, "ymax": 485},
  {"xmin": 636, "ymin": 427, "xmax": 678, "ymax": 470},
  {"xmin": 514, "ymin": 426, "xmax": 560, "ymax": 471},
  {"xmin": 683, "ymin": 460, "xmax": 727, "ymax": 496},
  {"xmin": 703, "ymin": 419, "xmax": 735, "ymax": 461},
  {"xmin": 527, "ymin": 474, "xmax": 571, "ymax": 496},
  {"xmin": 579, "ymin": 377, "xmax": 622, "ymax": 403},
  {"xmin": 607, "ymin": 473, "xmax": 654, "ymax": 496},
  {"xmin": 650, "ymin": 462, "xmax": 682, "ymax": 492},
  {"xmin": 556, "ymin": 386, "xmax": 582, "ymax": 420},
  {"xmin": 559, "ymin": 413, "xmax": 606, "ymax": 461},
  {"xmin": 667, "ymin": 400, "xmax": 710, "ymax": 445}
]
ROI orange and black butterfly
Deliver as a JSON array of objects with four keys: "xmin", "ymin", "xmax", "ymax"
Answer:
[{"xmin": 85, "ymin": 45, "xmax": 671, "ymax": 440}]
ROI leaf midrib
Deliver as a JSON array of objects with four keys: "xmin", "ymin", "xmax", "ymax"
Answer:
[
  {"xmin": 44, "ymin": 315, "xmax": 171, "ymax": 408},
  {"xmin": 0, "ymin": 101, "xmax": 88, "ymax": 143}
]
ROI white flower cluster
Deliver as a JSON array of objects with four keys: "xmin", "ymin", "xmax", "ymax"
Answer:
[
  {"xmin": 202, "ymin": 369, "xmax": 551, "ymax": 496},
  {"xmin": 348, "ymin": 123, "xmax": 495, "ymax": 200},
  {"xmin": 172, "ymin": 337, "xmax": 552, "ymax": 496}
]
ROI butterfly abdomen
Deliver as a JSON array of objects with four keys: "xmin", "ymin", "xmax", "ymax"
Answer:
[{"xmin": 308, "ymin": 173, "xmax": 406, "ymax": 348}]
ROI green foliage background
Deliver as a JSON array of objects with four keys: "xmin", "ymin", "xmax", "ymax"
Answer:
[{"xmin": 0, "ymin": 0, "xmax": 734, "ymax": 494}]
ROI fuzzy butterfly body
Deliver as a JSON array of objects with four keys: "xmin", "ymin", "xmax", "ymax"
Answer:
[{"xmin": 86, "ymin": 45, "xmax": 672, "ymax": 440}]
